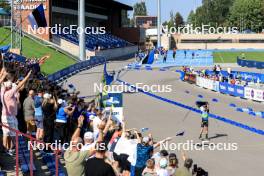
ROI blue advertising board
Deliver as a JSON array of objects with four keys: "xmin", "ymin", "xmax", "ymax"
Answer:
[
  {"xmin": 104, "ymin": 92, "xmax": 123, "ymax": 123},
  {"xmin": 219, "ymin": 82, "xmax": 245, "ymax": 98}
]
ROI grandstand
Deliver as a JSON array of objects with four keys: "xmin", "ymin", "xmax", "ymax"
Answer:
[
  {"xmin": 13, "ymin": 0, "xmax": 141, "ymax": 60},
  {"xmin": 54, "ymin": 29, "xmax": 132, "ymax": 51}
]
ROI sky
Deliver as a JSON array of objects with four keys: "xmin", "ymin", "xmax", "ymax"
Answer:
[{"xmin": 116, "ymin": 0, "xmax": 202, "ymax": 22}]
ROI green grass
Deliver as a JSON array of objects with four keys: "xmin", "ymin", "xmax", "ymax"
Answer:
[
  {"xmin": 213, "ymin": 51, "xmax": 264, "ymax": 63},
  {"xmin": 0, "ymin": 27, "xmax": 75, "ymax": 75}
]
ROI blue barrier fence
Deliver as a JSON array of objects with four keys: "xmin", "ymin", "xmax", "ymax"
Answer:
[
  {"xmin": 47, "ymin": 56, "xmax": 105, "ymax": 82},
  {"xmin": 219, "ymin": 82, "xmax": 245, "ymax": 98},
  {"xmin": 237, "ymin": 57, "xmax": 264, "ymax": 69},
  {"xmin": 181, "ymin": 71, "xmax": 264, "ymax": 102}
]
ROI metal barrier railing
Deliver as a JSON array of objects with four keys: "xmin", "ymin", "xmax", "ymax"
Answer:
[{"xmin": 0, "ymin": 123, "xmax": 60, "ymax": 176}]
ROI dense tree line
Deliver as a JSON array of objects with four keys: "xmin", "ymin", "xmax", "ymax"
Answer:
[{"xmin": 187, "ymin": 0, "xmax": 264, "ymax": 32}]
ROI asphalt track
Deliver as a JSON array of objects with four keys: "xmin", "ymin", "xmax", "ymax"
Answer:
[{"xmin": 66, "ymin": 60, "xmax": 264, "ymax": 176}]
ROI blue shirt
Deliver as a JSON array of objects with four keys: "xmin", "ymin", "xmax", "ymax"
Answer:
[
  {"xmin": 56, "ymin": 107, "xmax": 67, "ymax": 123},
  {"xmin": 135, "ymin": 144, "xmax": 153, "ymax": 168},
  {"xmin": 34, "ymin": 96, "xmax": 43, "ymax": 116}
]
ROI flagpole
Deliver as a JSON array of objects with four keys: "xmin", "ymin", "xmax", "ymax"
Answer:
[
  {"xmin": 157, "ymin": 0, "xmax": 161, "ymax": 47},
  {"xmin": 11, "ymin": 0, "xmax": 13, "ymax": 49},
  {"xmin": 20, "ymin": 2, "xmax": 23, "ymax": 54}
]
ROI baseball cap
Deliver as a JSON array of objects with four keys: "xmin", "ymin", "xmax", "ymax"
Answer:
[
  {"xmin": 84, "ymin": 132, "xmax": 94, "ymax": 140},
  {"xmin": 4, "ymin": 81, "xmax": 12, "ymax": 88},
  {"xmin": 43, "ymin": 93, "xmax": 52, "ymax": 99},
  {"xmin": 57, "ymin": 99, "xmax": 65, "ymax": 105},
  {"xmin": 143, "ymin": 136, "xmax": 150, "ymax": 143}
]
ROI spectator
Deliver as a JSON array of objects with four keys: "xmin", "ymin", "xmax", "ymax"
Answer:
[
  {"xmin": 173, "ymin": 48, "xmax": 176, "ymax": 60},
  {"xmin": 134, "ymin": 133, "xmax": 172, "ymax": 176},
  {"xmin": 23, "ymin": 90, "xmax": 35, "ymax": 135},
  {"xmin": 154, "ymin": 50, "xmax": 159, "ymax": 61},
  {"xmin": 152, "ymin": 150, "xmax": 169, "ymax": 170},
  {"xmin": 42, "ymin": 93, "xmax": 57, "ymax": 144},
  {"xmin": 113, "ymin": 117, "xmax": 138, "ymax": 175},
  {"xmin": 142, "ymin": 159, "xmax": 157, "ymax": 176},
  {"xmin": 64, "ymin": 115, "xmax": 94, "ymax": 176},
  {"xmin": 85, "ymin": 141, "xmax": 116, "ymax": 176},
  {"xmin": 175, "ymin": 152, "xmax": 193, "ymax": 176},
  {"xmin": 216, "ymin": 65, "xmax": 221, "ymax": 74},
  {"xmin": 34, "ymin": 89, "xmax": 44, "ymax": 140},
  {"xmin": 167, "ymin": 153, "xmax": 178, "ymax": 176},
  {"xmin": 163, "ymin": 50, "xmax": 167, "ymax": 63},
  {"xmin": 156, "ymin": 158, "xmax": 169, "ymax": 176},
  {"xmin": 1, "ymin": 70, "xmax": 31, "ymax": 155},
  {"xmin": 81, "ymin": 131, "xmax": 96, "ymax": 159},
  {"xmin": 54, "ymin": 99, "xmax": 75, "ymax": 143},
  {"xmin": 90, "ymin": 109, "xmax": 103, "ymax": 140}
]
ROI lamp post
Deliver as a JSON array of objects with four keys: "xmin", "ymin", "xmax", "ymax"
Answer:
[{"xmin": 79, "ymin": 0, "xmax": 86, "ymax": 61}]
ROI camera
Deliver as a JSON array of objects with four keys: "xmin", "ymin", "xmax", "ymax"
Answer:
[{"xmin": 192, "ymin": 164, "xmax": 208, "ymax": 176}]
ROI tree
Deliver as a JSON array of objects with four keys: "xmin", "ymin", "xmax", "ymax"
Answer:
[
  {"xmin": 175, "ymin": 12, "xmax": 184, "ymax": 28},
  {"xmin": 0, "ymin": 0, "xmax": 11, "ymax": 13},
  {"xmin": 133, "ymin": 2, "xmax": 147, "ymax": 18},
  {"xmin": 187, "ymin": 10, "xmax": 195, "ymax": 25},
  {"xmin": 132, "ymin": 1, "xmax": 147, "ymax": 27},
  {"xmin": 187, "ymin": 0, "xmax": 235, "ymax": 27},
  {"xmin": 228, "ymin": 0, "xmax": 264, "ymax": 32}
]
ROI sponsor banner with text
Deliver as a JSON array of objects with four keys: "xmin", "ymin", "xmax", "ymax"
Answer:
[{"xmin": 244, "ymin": 87, "xmax": 264, "ymax": 102}]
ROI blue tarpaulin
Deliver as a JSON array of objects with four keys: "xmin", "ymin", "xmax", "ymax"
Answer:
[
  {"xmin": 237, "ymin": 57, "xmax": 264, "ymax": 69},
  {"xmin": 5, "ymin": 52, "xmax": 26, "ymax": 63},
  {"xmin": 0, "ymin": 45, "xmax": 10, "ymax": 53}
]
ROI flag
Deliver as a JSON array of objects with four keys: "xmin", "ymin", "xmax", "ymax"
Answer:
[
  {"xmin": 28, "ymin": 4, "xmax": 47, "ymax": 28},
  {"xmin": 103, "ymin": 62, "xmax": 114, "ymax": 85}
]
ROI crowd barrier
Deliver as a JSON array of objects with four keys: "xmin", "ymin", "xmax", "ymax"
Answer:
[
  {"xmin": 48, "ymin": 56, "xmax": 105, "ymax": 82},
  {"xmin": 219, "ymin": 82, "xmax": 245, "ymax": 98},
  {"xmin": 182, "ymin": 72, "xmax": 264, "ymax": 102},
  {"xmin": 205, "ymin": 70, "xmax": 264, "ymax": 83},
  {"xmin": 244, "ymin": 87, "xmax": 264, "ymax": 102},
  {"xmin": 237, "ymin": 57, "xmax": 264, "ymax": 69},
  {"xmin": 0, "ymin": 123, "xmax": 61, "ymax": 176},
  {"xmin": 196, "ymin": 77, "xmax": 219, "ymax": 92}
]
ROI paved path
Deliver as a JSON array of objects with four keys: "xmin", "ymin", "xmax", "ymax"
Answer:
[{"xmin": 66, "ymin": 60, "xmax": 264, "ymax": 176}]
